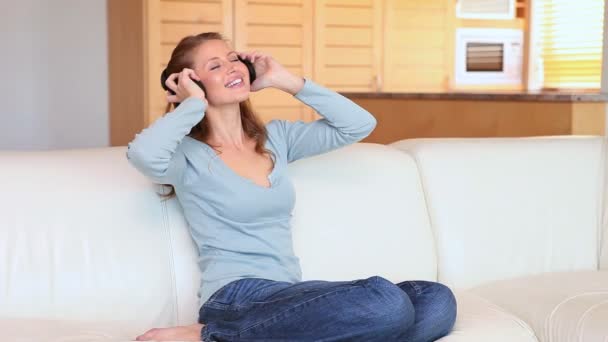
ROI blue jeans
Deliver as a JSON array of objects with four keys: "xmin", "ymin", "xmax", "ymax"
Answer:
[{"xmin": 198, "ymin": 276, "xmax": 457, "ymax": 341}]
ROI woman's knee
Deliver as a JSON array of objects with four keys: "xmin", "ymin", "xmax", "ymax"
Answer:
[
  {"xmin": 426, "ymin": 282, "xmax": 458, "ymax": 336},
  {"xmin": 360, "ymin": 276, "xmax": 415, "ymax": 336},
  {"xmin": 438, "ymin": 283, "xmax": 458, "ymax": 333}
]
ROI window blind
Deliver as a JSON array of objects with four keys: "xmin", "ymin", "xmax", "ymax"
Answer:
[{"xmin": 536, "ymin": 0, "xmax": 605, "ymax": 89}]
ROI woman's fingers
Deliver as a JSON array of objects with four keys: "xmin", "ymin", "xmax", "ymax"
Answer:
[
  {"xmin": 165, "ymin": 73, "xmax": 178, "ymax": 92},
  {"xmin": 166, "ymin": 92, "xmax": 179, "ymax": 103},
  {"xmin": 239, "ymin": 50, "xmax": 266, "ymax": 63}
]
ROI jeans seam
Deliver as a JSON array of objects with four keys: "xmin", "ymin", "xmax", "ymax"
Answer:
[
  {"xmin": 410, "ymin": 281, "xmax": 423, "ymax": 295},
  {"xmin": 237, "ymin": 284, "xmax": 364, "ymax": 336},
  {"xmin": 201, "ymin": 322, "xmax": 238, "ymax": 342}
]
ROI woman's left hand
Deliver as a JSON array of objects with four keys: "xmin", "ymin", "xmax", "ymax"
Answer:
[{"xmin": 238, "ymin": 51, "xmax": 304, "ymax": 95}]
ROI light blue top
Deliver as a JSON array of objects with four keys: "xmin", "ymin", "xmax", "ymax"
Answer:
[{"xmin": 126, "ymin": 79, "xmax": 376, "ymax": 307}]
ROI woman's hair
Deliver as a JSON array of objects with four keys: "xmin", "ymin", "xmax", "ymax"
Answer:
[{"xmin": 158, "ymin": 32, "xmax": 273, "ymax": 200}]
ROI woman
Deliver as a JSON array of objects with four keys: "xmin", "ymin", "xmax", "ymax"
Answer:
[{"xmin": 127, "ymin": 32, "xmax": 457, "ymax": 342}]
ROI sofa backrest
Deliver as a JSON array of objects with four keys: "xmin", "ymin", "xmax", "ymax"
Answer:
[
  {"xmin": 162, "ymin": 143, "xmax": 439, "ymax": 322},
  {"xmin": 0, "ymin": 143, "xmax": 437, "ymax": 328},
  {"xmin": 391, "ymin": 136, "xmax": 606, "ymax": 289},
  {"xmin": 0, "ymin": 148, "xmax": 186, "ymax": 332}
]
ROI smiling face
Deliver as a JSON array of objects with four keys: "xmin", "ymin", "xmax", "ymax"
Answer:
[{"xmin": 192, "ymin": 39, "xmax": 251, "ymax": 106}]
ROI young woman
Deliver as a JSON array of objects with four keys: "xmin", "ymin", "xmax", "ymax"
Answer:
[{"xmin": 127, "ymin": 32, "xmax": 457, "ymax": 342}]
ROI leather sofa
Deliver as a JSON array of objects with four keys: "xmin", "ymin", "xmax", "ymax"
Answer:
[{"xmin": 1, "ymin": 135, "xmax": 606, "ymax": 341}]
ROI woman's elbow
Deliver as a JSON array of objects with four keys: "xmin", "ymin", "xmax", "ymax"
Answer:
[
  {"xmin": 355, "ymin": 114, "xmax": 377, "ymax": 139},
  {"xmin": 366, "ymin": 115, "xmax": 377, "ymax": 134}
]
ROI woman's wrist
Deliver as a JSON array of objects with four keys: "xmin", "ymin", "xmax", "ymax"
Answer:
[{"xmin": 275, "ymin": 73, "xmax": 305, "ymax": 96}]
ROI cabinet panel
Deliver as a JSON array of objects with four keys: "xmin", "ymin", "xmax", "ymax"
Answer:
[
  {"xmin": 248, "ymin": 3, "xmax": 304, "ymax": 25},
  {"xmin": 160, "ymin": 1, "xmax": 223, "ymax": 23},
  {"xmin": 326, "ymin": 0, "xmax": 372, "ymax": 6},
  {"xmin": 322, "ymin": 67, "xmax": 374, "ymax": 87},
  {"xmin": 147, "ymin": 0, "xmax": 233, "ymax": 123},
  {"xmin": 325, "ymin": 27, "xmax": 372, "ymax": 46},
  {"xmin": 160, "ymin": 23, "xmax": 225, "ymax": 45},
  {"xmin": 314, "ymin": 0, "xmax": 382, "ymax": 93},
  {"xmin": 324, "ymin": 47, "xmax": 373, "ymax": 65},
  {"xmin": 247, "ymin": 26, "xmax": 303, "ymax": 46},
  {"xmin": 235, "ymin": 0, "xmax": 313, "ymax": 123},
  {"xmin": 324, "ymin": 6, "xmax": 374, "ymax": 26}
]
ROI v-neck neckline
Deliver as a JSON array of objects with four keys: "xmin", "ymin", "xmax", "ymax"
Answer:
[{"xmin": 189, "ymin": 137, "xmax": 278, "ymax": 190}]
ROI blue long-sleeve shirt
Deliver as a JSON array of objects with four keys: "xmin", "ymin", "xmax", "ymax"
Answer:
[{"xmin": 126, "ymin": 79, "xmax": 376, "ymax": 307}]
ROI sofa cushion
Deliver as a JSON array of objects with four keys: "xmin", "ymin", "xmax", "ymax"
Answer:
[
  {"xmin": 163, "ymin": 143, "xmax": 440, "ymax": 322},
  {"xmin": 0, "ymin": 317, "xmax": 144, "ymax": 341},
  {"xmin": 470, "ymin": 271, "xmax": 608, "ymax": 342},
  {"xmin": 391, "ymin": 136, "xmax": 605, "ymax": 289},
  {"xmin": 287, "ymin": 143, "xmax": 438, "ymax": 283},
  {"xmin": 0, "ymin": 148, "xmax": 182, "ymax": 327},
  {"xmin": 438, "ymin": 290, "xmax": 538, "ymax": 342}
]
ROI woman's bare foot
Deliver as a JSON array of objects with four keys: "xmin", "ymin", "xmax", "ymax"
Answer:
[{"xmin": 135, "ymin": 323, "xmax": 204, "ymax": 341}]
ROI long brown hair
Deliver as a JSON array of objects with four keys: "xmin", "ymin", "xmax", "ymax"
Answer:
[{"xmin": 158, "ymin": 32, "xmax": 273, "ymax": 200}]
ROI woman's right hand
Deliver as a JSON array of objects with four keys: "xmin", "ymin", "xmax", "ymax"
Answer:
[{"xmin": 165, "ymin": 68, "xmax": 207, "ymax": 105}]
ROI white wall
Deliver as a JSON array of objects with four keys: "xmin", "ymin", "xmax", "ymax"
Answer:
[{"xmin": 0, "ymin": 0, "xmax": 108, "ymax": 151}]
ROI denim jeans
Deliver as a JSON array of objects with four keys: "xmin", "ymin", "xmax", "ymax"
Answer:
[{"xmin": 198, "ymin": 275, "xmax": 457, "ymax": 342}]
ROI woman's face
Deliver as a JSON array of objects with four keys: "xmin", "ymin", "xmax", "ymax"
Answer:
[{"xmin": 192, "ymin": 39, "xmax": 250, "ymax": 106}]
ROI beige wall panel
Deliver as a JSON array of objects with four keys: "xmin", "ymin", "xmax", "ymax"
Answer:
[
  {"xmin": 386, "ymin": 69, "xmax": 445, "ymax": 90},
  {"xmin": 390, "ymin": 30, "xmax": 446, "ymax": 48},
  {"xmin": 325, "ymin": 27, "xmax": 372, "ymax": 46},
  {"xmin": 324, "ymin": 47, "xmax": 373, "ymax": 65},
  {"xmin": 323, "ymin": 67, "xmax": 374, "ymax": 87},
  {"xmin": 384, "ymin": 0, "xmax": 449, "ymax": 92},
  {"xmin": 326, "ymin": 0, "xmax": 372, "ymax": 5},
  {"xmin": 391, "ymin": 0, "xmax": 444, "ymax": 9},
  {"xmin": 391, "ymin": 48, "xmax": 444, "ymax": 65},
  {"xmin": 391, "ymin": 11, "xmax": 446, "ymax": 28}
]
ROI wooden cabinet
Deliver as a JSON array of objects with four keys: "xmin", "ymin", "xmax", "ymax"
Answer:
[
  {"xmin": 233, "ymin": 0, "xmax": 314, "ymax": 123},
  {"xmin": 151, "ymin": 0, "xmax": 234, "ymax": 122},
  {"xmin": 313, "ymin": 0, "xmax": 383, "ymax": 93},
  {"xmin": 109, "ymin": 0, "xmax": 233, "ymax": 146},
  {"xmin": 108, "ymin": 0, "xmax": 455, "ymax": 146},
  {"xmin": 108, "ymin": 0, "xmax": 311, "ymax": 146}
]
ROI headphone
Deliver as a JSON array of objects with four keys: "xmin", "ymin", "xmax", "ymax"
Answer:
[{"xmin": 160, "ymin": 56, "xmax": 257, "ymax": 106}]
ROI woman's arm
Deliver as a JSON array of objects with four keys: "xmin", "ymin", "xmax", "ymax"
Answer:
[
  {"xmin": 274, "ymin": 78, "xmax": 377, "ymax": 163},
  {"xmin": 126, "ymin": 97, "xmax": 206, "ymax": 185},
  {"xmin": 239, "ymin": 51, "xmax": 377, "ymax": 163},
  {"xmin": 127, "ymin": 68, "xmax": 206, "ymax": 185}
]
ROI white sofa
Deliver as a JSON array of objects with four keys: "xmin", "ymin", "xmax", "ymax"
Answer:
[{"xmin": 1, "ymin": 135, "xmax": 607, "ymax": 341}]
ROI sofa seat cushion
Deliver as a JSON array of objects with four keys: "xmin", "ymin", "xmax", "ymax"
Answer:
[
  {"xmin": 470, "ymin": 271, "xmax": 608, "ymax": 342},
  {"xmin": 438, "ymin": 290, "xmax": 537, "ymax": 341},
  {"xmin": 2, "ymin": 291, "xmax": 537, "ymax": 342},
  {"xmin": 0, "ymin": 317, "xmax": 150, "ymax": 341}
]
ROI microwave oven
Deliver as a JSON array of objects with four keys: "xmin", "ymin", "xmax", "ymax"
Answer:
[{"xmin": 454, "ymin": 28, "xmax": 524, "ymax": 87}]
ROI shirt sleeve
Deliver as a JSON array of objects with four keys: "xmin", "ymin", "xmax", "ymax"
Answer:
[
  {"xmin": 271, "ymin": 78, "xmax": 377, "ymax": 163},
  {"xmin": 125, "ymin": 97, "xmax": 206, "ymax": 185}
]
